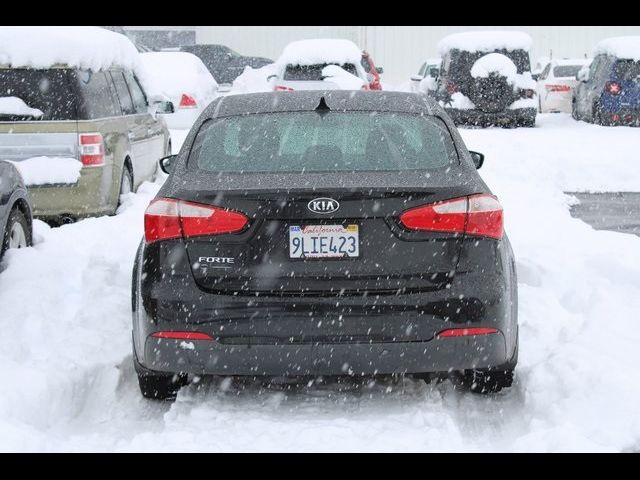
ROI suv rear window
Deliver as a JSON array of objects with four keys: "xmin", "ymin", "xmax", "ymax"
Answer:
[
  {"xmin": 284, "ymin": 63, "xmax": 358, "ymax": 81},
  {"xmin": 0, "ymin": 69, "xmax": 76, "ymax": 121},
  {"xmin": 614, "ymin": 60, "xmax": 640, "ymax": 81},
  {"xmin": 553, "ymin": 65, "xmax": 584, "ymax": 78},
  {"xmin": 447, "ymin": 49, "xmax": 531, "ymax": 75},
  {"xmin": 190, "ymin": 112, "xmax": 457, "ymax": 173}
]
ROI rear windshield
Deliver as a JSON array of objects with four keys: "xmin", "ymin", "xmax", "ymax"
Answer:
[
  {"xmin": 284, "ymin": 63, "xmax": 358, "ymax": 81},
  {"xmin": 553, "ymin": 65, "xmax": 584, "ymax": 78},
  {"xmin": 614, "ymin": 60, "xmax": 640, "ymax": 81},
  {"xmin": 448, "ymin": 49, "xmax": 531, "ymax": 75},
  {"xmin": 189, "ymin": 112, "xmax": 457, "ymax": 173},
  {"xmin": 0, "ymin": 69, "xmax": 76, "ymax": 121}
]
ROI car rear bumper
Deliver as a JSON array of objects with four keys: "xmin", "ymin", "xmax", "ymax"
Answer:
[
  {"xmin": 29, "ymin": 164, "xmax": 117, "ymax": 219},
  {"xmin": 445, "ymin": 108, "xmax": 536, "ymax": 127},
  {"xmin": 141, "ymin": 332, "xmax": 508, "ymax": 376}
]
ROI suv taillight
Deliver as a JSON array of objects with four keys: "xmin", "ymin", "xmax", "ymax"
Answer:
[
  {"xmin": 144, "ymin": 198, "xmax": 249, "ymax": 243},
  {"xmin": 446, "ymin": 82, "xmax": 459, "ymax": 94},
  {"xmin": 79, "ymin": 133, "xmax": 105, "ymax": 167},
  {"xmin": 399, "ymin": 194, "xmax": 504, "ymax": 240},
  {"xmin": 606, "ymin": 81, "xmax": 622, "ymax": 95},
  {"xmin": 179, "ymin": 93, "xmax": 198, "ymax": 108},
  {"xmin": 274, "ymin": 85, "xmax": 294, "ymax": 92}
]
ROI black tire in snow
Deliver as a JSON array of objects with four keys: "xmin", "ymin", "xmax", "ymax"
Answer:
[{"xmin": 1, "ymin": 207, "xmax": 32, "ymax": 260}]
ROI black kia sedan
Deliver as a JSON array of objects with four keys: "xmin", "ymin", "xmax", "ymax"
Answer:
[
  {"xmin": 0, "ymin": 160, "xmax": 32, "ymax": 261},
  {"xmin": 132, "ymin": 91, "xmax": 518, "ymax": 400}
]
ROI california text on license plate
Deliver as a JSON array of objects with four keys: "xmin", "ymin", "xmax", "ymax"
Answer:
[{"xmin": 289, "ymin": 224, "xmax": 360, "ymax": 259}]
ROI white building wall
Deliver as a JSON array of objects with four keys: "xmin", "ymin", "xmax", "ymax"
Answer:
[{"xmin": 128, "ymin": 26, "xmax": 640, "ymax": 85}]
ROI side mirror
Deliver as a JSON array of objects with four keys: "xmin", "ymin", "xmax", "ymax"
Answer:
[
  {"xmin": 469, "ymin": 151, "xmax": 485, "ymax": 169},
  {"xmin": 531, "ymin": 73, "xmax": 540, "ymax": 82},
  {"xmin": 366, "ymin": 73, "xmax": 375, "ymax": 83},
  {"xmin": 410, "ymin": 74, "xmax": 425, "ymax": 82},
  {"xmin": 154, "ymin": 100, "xmax": 175, "ymax": 114},
  {"xmin": 429, "ymin": 68, "xmax": 440, "ymax": 79},
  {"xmin": 376, "ymin": 66, "xmax": 384, "ymax": 74},
  {"xmin": 159, "ymin": 154, "xmax": 177, "ymax": 175},
  {"xmin": 576, "ymin": 69, "xmax": 589, "ymax": 83},
  {"xmin": 267, "ymin": 74, "xmax": 279, "ymax": 82}
]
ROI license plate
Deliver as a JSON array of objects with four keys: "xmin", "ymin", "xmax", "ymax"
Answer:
[{"xmin": 289, "ymin": 224, "xmax": 359, "ymax": 259}]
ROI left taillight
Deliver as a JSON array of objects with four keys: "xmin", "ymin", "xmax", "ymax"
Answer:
[
  {"xmin": 79, "ymin": 133, "xmax": 105, "ymax": 166},
  {"xmin": 144, "ymin": 198, "xmax": 249, "ymax": 243},
  {"xmin": 399, "ymin": 194, "xmax": 504, "ymax": 240},
  {"xmin": 179, "ymin": 93, "xmax": 198, "ymax": 108}
]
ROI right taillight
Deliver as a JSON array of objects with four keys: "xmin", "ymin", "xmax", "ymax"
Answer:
[
  {"xmin": 274, "ymin": 85, "xmax": 295, "ymax": 92},
  {"xmin": 179, "ymin": 93, "xmax": 198, "ymax": 108},
  {"xmin": 399, "ymin": 194, "xmax": 504, "ymax": 240},
  {"xmin": 79, "ymin": 133, "xmax": 105, "ymax": 167},
  {"xmin": 446, "ymin": 82, "xmax": 459, "ymax": 94},
  {"xmin": 144, "ymin": 198, "xmax": 249, "ymax": 243},
  {"xmin": 606, "ymin": 81, "xmax": 622, "ymax": 96}
]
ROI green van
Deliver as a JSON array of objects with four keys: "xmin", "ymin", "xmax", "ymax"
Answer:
[{"xmin": 0, "ymin": 65, "xmax": 173, "ymax": 223}]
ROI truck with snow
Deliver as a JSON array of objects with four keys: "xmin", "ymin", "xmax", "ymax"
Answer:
[
  {"xmin": 435, "ymin": 31, "xmax": 538, "ymax": 128},
  {"xmin": 0, "ymin": 27, "xmax": 173, "ymax": 224}
]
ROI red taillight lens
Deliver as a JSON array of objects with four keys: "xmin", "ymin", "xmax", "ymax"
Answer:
[
  {"xmin": 144, "ymin": 198, "xmax": 249, "ymax": 243},
  {"xmin": 437, "ymin": 327, "xmax": 498, "ymax": 338},
  {"xmin": 274, "ymin": 85, "xmax": 295, "ymax": 92},
  {"xmin": 545, "ymin": 84, "xmax": 571, "ymax": 93},
  {"xmin": 399, "ymin": 194, "xmax": 504, "ymax": 240},
  {"xmin": 446, "ymin": 82, "xmax": 459, "ymax": 94},
  {"xmin": 606, "ymin": 81, "xmax": 622, "ymax": 95},
  {"xmin": 179, "ymin": 93, "xmax": 198, "ymax": 108},
  {"xmin": 151, "ymin": 331, "xmax": 214, "ymax": 341},
  {"xmin": 79, "ymin": 133, "xmax": 105, "ymax": 166}
]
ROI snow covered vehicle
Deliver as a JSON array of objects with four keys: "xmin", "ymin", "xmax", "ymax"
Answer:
[
  {"xmin": 572, "ymin": 36, "xmax": 640, "ymax": 127},
  {"xmin": 436, "ymin": 31, "xmax": 538, "ymax": 128},
  {"xmin": 0, "ymin": 27, "xmax": 173, "ymax": 223},
  {"xmin": 132, "ymin": 90, "xmax": 519, "ymax": 400},
  {"xmin": 269, "ymin": 39, "xmax": 371, "ymax": 91},
  {"xmin": 0, "ymin": 160, "xmax": 32, "ymax": 260},
  {"xmin": 536, "ymin": 59, "xmax": 592, "ymax": 113}
]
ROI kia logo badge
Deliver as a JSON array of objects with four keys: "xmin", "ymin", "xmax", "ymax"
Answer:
[{"xmin": 308, "ymin": 198, "xmax": 340, "ymax": 214}]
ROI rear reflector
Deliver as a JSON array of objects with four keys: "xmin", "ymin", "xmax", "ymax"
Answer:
[
  {"xmin": 606, "ymin": 81, "xmax": 622, "ymax": 95},
  {"xmin": 144, "ymin": 198, "xmax": 249, "ymax": 243},
  {"xmin": 274, "ymin": 85, "xmax": 294, "ymax": 92},
  {"xmin": 151, "ymin": 331, "xmax": 214, "ymax": 341},
  {"xmin": 545, "ymin": 84, "xmax": 571, "ymax": 92},
  {"xmin": 437, "ymin": 327, "xmax": 498, "ymax": 338},
  {"xmin": 179, "ymin": 93, "xmax": 198, "ymax": 108},
  {"xmin": 399, "ymin": 194, "xmax": 504, "ymax": 240},
  {"xmin": 79, "ymin": 133, "xmax": 105, "ymax": 166}
]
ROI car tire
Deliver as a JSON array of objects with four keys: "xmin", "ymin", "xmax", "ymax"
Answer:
[
  {"xmin": 571, "ymin": 101, "xmax": 579, "ymax": 121},
  {"xmin": 117, "ymin": 163, "xmax": 134, "ymax": 208},
  {"xmin": 134, "ymin": 353, "xmax": 188, "ymax": 401},
  {"xmin": 592, "ymin": 102, "xmax": 603, "ymax": 125},
  {"xmin": 1, "ymin": 207, "xmax": 32, "ymax": 260}
]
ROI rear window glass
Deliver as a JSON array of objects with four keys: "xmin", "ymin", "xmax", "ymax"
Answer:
[
  {"xmin": 189, "ymin": 112, "xmax": 457, "ymax": 173},
  {"xmin": 448, "ymin": 49, "xmax": 531, "ymax": 75},
  {"xmin": 553, "ymin": 65, "xmax": 584, "ymax": 78},
  {"xmin": 0, "ymin": 69, "xmax": 76, "ymax": 121},
  {"xmin": 614, "ymin": 60, "xmax": 640, "ymax": 81},
  {"xmin": 284, "ymin": 63, "xmax": 358, "ymax": 81}
]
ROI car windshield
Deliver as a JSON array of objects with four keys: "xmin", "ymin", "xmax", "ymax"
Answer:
[
  {"xmin": 553, "ymin": 65, "xmax": 584, "ymax": 78},
  {"xmin": 284, "ymin": 63, "xmax": 358, "ymax": 81},
  {"xmin": 614, "ymin": 60, "xmax": 640, "ymax": 81},
  {"xmin": 0, "ymin": 69, "xmax": 76, "ymax": 121},
  {"xmin": 189, "ymin": 112, "xmax": 457, "ymax": 173}
]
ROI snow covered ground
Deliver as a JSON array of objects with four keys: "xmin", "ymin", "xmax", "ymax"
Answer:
[{"xmin": 1, "ymin": 114, "xmax": 640, "ymax": 452}]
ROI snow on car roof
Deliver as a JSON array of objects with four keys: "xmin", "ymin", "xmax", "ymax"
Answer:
[
  {"xmin": 139, "ymin": 52, "xmax": 218, "ymax": 100},
  {"xmin": 0, "ymin": 26, "xmax": 140, "ymax": 71},
  {"xmin": 594, "ymin": 36, "xmax": 640, "ymax": 61},
  {"xmin": 438, "ymin": 31, "xmax": 533, "ymax": 55},
  {"xmin": 278, "ymin": 39, "xmax": 363, "ymax": 66}
]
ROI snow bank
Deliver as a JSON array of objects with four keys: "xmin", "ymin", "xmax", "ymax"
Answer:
[
  {"xmin": 440, "ymin": 92, "xmax": 475, "ymax": 110},
  {"xmin": 0, "ymin": 97, "xmax": 43, "ymax": 118},
  {"xmin": 321, "ymin": 65, "xmax": 365, "ymax": 90},
  {"xmin": 0, "ymin": 26, "xmax": 140, "ymax": 71},
  {"xmin": 231, "ymin": 63, "xmax": 280, "ymax": 94},
  {"xmin": 471, "ymin": 53, "xmax": 518, "ymax": 82},
  {"xmin": 438, "ymin": 31, "xmax": 532, "ymax": 55},
  {"xmin": 277, "ymin": 39, "xmax": 362, "ymax": 66},
  {"xmin": 594, "ymin": 36, "xmax": 640, "ymax": 61},
  {"xmin": 139, "ymin": 52, "xmax": 218, "ymax": 104},
  {"xmin": 8, "ymin": 157, "xmax": 82, "ymax": 186}
]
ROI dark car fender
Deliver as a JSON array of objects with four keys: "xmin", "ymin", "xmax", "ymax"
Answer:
[{"xmin": 0, "ymin": 161, "xmax": 32, "ymax": 240}]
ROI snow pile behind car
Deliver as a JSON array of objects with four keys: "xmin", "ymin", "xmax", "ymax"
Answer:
[
  {"xmin": 438, "ymin": 30, "xmax": 533, "ymax": 55},
  {"xmin": 0, "ymin": 26, "xmax": 140, "ymax": 71},
  {"xmin": 594, "ymin": 36, "xmax": 640, "ymax": 61},
  {"xmin": 277, "ymin": 38, "xmax": 362, "ymax": 66}
]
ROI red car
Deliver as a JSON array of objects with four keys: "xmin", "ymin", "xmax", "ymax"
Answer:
[{"xmin": 361, "ymin": 51, "xmax": 383, "ymax": 90}]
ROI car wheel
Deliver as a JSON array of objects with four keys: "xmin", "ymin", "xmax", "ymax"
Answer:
[
  {"xmin": 1, "ymin": 207, "xmax": 32, "ymax": 258},
  {"xmin": 571, "ymin": 101, "xmax": 579, "ymax": 121},
  {"xmin": 117, "ymin": 163, "xmax": 134, "ymax": 208},
  {"xmin": 134, "ymin": 354, "xmax": 188, "ymax": 401},
  {"xmin": 592, "ymin": 103, "xmax": 603, "ymax": 125}
]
